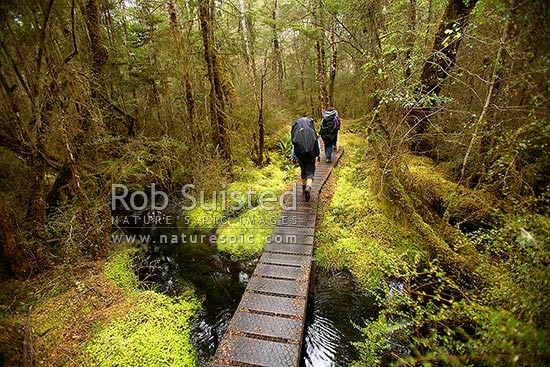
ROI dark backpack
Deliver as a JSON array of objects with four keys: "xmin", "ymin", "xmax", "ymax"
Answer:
[
  {"xmin": 320, "ymin": 115, "xmax": 338, "ymax": 141},
  {"xmin": 291, "ymin": 117, "xmax": 319, "ymax": 159}
]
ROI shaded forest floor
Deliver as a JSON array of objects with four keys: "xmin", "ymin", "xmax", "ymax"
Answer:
[
  {"xmin": 0, "ymin": 257, "xmax": 129, "ymax": 365},
  {"xmin": 0, "ymin": 249, "xmax": 198, "ymax": 366},
  {"xmin": 0, "ymin": 134, "xmax": 299, "ymax": 366}
]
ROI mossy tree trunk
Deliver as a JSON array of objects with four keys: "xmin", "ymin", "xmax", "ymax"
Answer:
[
  {"xmin": 198, "ymin": 0, "xmax": 232, "ymax": 161},
  {"xmin": 313, "ymin": 0, "xmax": 328, "ymax": 114},
  {"xmin": 384, "ymin": 171, "xmax": 481, "ymax": 286},
  {"xmin": 410, "ymin": 0, "xmax": 479, "ymax": 150},
  {"xmin": 167, "ymin": 1, "xmax": 197, "ymax": 143},
  {"xmin": 238, "ymin": 0, "xmax": 260, "ymax": 166},
  {"xmin": 25, "ymin": 0, "xmax": 56, "ymax": 263},
  {"xmin": 271, "ymin": 0, "xmax": 284, "ymax": 94},
  {"xmin": 404, "ymin": 0, "xmax": 417, "ymax": 82},
  {"xmin": 328, "ymin": 19, "xmax": 337, "ymax": 108}
]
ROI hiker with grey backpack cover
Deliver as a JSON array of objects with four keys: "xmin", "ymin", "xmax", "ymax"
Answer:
[
  {"xmin": 319, "ymin": 107, "xmax": 340, "ymax": 162},
  {"xmin": 290, "ymin": 117, "xmax": 321, "ymax": 201}
]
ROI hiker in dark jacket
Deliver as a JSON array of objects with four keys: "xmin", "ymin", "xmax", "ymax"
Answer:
[
  {"xmin": 290, "ymin": 117, "xmax": 321, "ymax": 201},
  {"xmin": 319, "ymin": 107, "xmax": 340, "ymax": 162}
]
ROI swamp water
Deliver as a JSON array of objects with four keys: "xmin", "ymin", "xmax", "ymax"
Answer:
[{"xmin": 116, "ymin": 209, "xmax": 379, "ymax": 366}]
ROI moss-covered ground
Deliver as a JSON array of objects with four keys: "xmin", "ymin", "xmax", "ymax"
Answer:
[
  {"xmin": 0, "ymin": 140, "xmax": 299, "ymax": 366},
  {"xmin": 183, "ymin": 151, "xmax": 298, "ymax": 259},
  {"xmin": 0, "ymin": 249, "xmax": 199, "ymax": 366},
  {"xmin": 3, "ymin": 120, "xmax": 547, "ymax": 366},
  {"xmin": 315, "ymin": 122, "xmax": 550, "ymax": 366}
]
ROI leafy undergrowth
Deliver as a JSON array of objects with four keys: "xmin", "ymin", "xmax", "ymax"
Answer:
[
  {"xmin": 0, "ymin": 249, "xmax": 199, "ymax": 366},
  {"xmin": 316, "ymin": 127, "xmax": 550, "ymax": 366},
  {"xmin": 101, "ymin": 135, "xmax": 230, "ymax": 194}
]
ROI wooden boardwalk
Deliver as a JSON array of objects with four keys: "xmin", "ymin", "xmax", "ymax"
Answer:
[{"xmin": 212, "ymin": 147, "xmax": 343, "ymax": 367}]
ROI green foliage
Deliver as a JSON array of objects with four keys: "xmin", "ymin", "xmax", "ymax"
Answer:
[
  {"xmin": 352, "ymin": 313, "xmax": 408, "ymax": 366},
  {"xmin": 46, "ymin": 202, "xmax": 110, "ymax": 261},
  {"xmin": 2, "ymin": 0, "xmax": 548, "ymax": 364},
  {"xmin": 326, "ymin": 132, "xmax": 550, "ymax": 366},
  {"xmin": 85, "ymin": 292, "xmax": 199, "ymax": 367},
  {"xmin": 468, "ymin": 213, "xmax": 550, "ymax": 331},
  {"xmin": 487, "ymin": 117, "xmax": 550, "ymax": 205},
  {"xmin": 316, "ymin": 133, "xmax": 424, "ymax": 295},
  {"xmin": 468, "ymin": 309, "xmax": 550, "ymax": 366},
  {"xmin": 277, "ymin": 134, "xmax": 293, "ymax": 157}
]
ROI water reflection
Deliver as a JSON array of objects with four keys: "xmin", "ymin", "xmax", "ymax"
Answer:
[{"xmin": 303, "ymin": 272, "xmax": 379, "ymax": 367}]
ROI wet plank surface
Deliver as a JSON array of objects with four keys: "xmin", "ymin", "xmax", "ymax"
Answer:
[{"xmin": 212, "ymin": 146, "xmax": 343, "ymax": 367}]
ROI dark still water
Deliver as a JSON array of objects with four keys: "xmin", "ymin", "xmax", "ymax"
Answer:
[
  {"xmin": 141, "ymin": 226, "xmax": 255, "ymax": 366},
  {"xmin": 303, "ymin": 271, "xmax": 379, "ymax": 367},
  {"xmin": 137, "ymin": 223, "xmax": 378, "ymax": 366}
]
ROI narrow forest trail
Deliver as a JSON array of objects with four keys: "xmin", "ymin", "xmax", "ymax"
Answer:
[{"xmin": 212, "ymin": 147, "xmax": 344, "ymax": 367}]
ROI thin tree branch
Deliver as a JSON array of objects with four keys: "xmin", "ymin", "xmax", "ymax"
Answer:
[{"xmin": 62, "ymin": 0, "xmax": 78, "ymax": 65}]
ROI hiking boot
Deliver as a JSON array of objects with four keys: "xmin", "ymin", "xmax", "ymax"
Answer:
[
  {"xmin": 326, "ymin": 157, "xmax": 332, "ymax": 163},
  {"xmin": 304, "ymin": 184, "xmax": 311, "ymax": 201},
  {"xmin": 302, "ymin": 184, "xmax": 306, "ymax": 194}
]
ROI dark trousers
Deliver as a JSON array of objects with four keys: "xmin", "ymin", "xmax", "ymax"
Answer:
[
  {"xmin": 321, "ymin": 136, "xmax": 336, "ymax": 159},
  {"xmin": 298, "ymin": 156, "xmax": 316, "ymax": 179}
]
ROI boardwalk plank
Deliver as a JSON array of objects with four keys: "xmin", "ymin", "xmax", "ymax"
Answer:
[
  {"xmin": 212, "ymin": 147, "xmax": 343, "ymax": 367},
  {"xmin": 263, "ymin": 243, "xmax": 313, "ymax": 255},
  {"xmin": 215, "ymin": 334, "xmax": 300, "ymax": 367},
  {"xmin": 254, "ymin": 263, "xmax": 309, "ymax": 281},
  {"xmin": 248, "ymin": 277, "xmax": 309, "ymax": 297},
  {"xmin": 260, "ymin": 252, "xmax": 312, "ymax": 267},
  {"xmin": 239, "ymin": 292, "xmax": 306, "ymax": 317},
  {"xmin": 228, "ymin": 312, "xmax": 302, "ymax": 341}
]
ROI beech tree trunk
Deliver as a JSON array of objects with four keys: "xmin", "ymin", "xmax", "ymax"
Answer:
[
  {"xmin": 419, "ymin": 0, "xmax": 478, "ymax": 97},
  {"xmin": 0, "ymin": 198, "xmax": 31, "ymax": 279},
  {"xmin": 239, "ymin": 0, "xmax": 265, "ymax": 166},
  {"xmin": 85, "ymin": 0, "xmax": 108, "ymax": 101},
  {"xmin": 328, "ymin": 20, "xmax": 337, "ymax": 108},
  {"xmin": 25, "ymin": 0, "xmax": 55, "ymax": 254},
  {"xmin": 271, "ymin": 0, "xmax": 284, "ymax": 91},
  {"xmin": 314, "ymin": 0, "xmax": 328, "ymax": 113},
  {"xmin": 410, "ymin": 0, "xmax": 479, "ymax": 149},
  {"xmin": 199, "ymin": 0, "xmax": 231, "ymax": 161},
  {"xmin": 167, "ymin": 0, "xmax": 197, "ymax": 138},
  {"xmin": 404, "ymin": 0, "xmax": 417, "ymax": 81}
]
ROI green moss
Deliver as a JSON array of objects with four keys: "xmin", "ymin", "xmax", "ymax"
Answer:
[
  {"xmin": 85, "ymin": 249, "xmax": 200, "ymax": 366},
  {"xmin": 329, "ymin": 129, "xmax": 550, "ymax": 366},
  {"xmin": 181, "ymin": 203, "xmax": 225, "ymax": 232},
  {"xmin": 183, "ymin": 157, "xmax": 294, "ymax": 259},
  {"xmin": 315, "ymin": 134, "xmax": 424, "ymax": 294},
  {"xmin": 217, "ymin": 205, "xmax": 280, "ymax": 259},
  {"xmin": 104, "ymin": 248, "xmax": 140, "ymax": 294},
  {"xmin": 405, "ymin": 155, "xmax": 496, "ymax": 229},
  {"xmin": 85, "ymin": 292, "xmax": 199, "ymax": 367},
  {"xmin": 215, "ymin": 163, "xmax": 291, "ymax": 259},
  {"xmin": 181, "ymin": 156, "xmax": 294, "ymax": 236}
]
